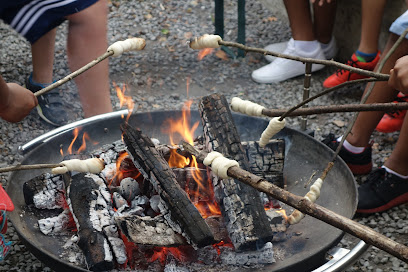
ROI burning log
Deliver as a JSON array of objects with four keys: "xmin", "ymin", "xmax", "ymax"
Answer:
[
  {"xmin": 120, "ymin": 123, "xmax": 215, "ymax": 248},
  {"xmin": 199, "ymin": 93, "xmax": 275, "ymax": 251},
  {"xmin": 182, "ymin": 141, "xmax": 408, "ymax": 263}
]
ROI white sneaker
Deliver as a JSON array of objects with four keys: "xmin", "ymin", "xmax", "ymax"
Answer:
[
  {"xmin": 251, "ymin": 38, "xmax": 326, "ymax": 84},
  {"xmin": 264, "ymin": 37, "xmax": 337, "ymax": 62}
]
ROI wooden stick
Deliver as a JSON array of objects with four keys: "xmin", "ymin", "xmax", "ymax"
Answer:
[
  {"xmin": 34, "ymin": 37, "xmax": 146, "ymax": 97},
  {"xmin": 218, "ymin": 40, "xmax": 389, "ymax": 81},
  {"xmin": 262, "ymin": 102, "xmax": 408, "ymax": 117},
  {"xmin": 0, "ymin": 163, "xmax": 63, "ymax": 173},
  {"xmin": 34, "ymin": 51, "xmax": 113, "ymax": 97},
  {"xmin": 181, "ymin": 141, "xmax": 408, "ymax": 263}
]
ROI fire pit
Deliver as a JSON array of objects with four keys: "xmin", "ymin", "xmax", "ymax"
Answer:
[{"xmin": 8, "ymin": 109, "xmax": 360, "ymax": 271}]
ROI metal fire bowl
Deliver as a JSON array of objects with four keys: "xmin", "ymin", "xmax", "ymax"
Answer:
[{"xmin": 9, "ymin": 110, "xmax": 361, "ymax": 272}]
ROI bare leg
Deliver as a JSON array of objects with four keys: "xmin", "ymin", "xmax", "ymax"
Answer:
[
  {"xmin": 384, "ymin": 114, "xmax": 408, "ymax": 175},
  {"xmin": 358, "ymin": 0, "xmax": 387, "ymax": 54},
  {"xmin": 66, "ymin": 0, "xmax": 112, "ymax": 118},
  {"xmin": 31, "ymin": 28, "xmax": 56, "ymax": 83},
  {"xmin": 313, "ymin": 0, "xmax": 337, "ymax": 44},
  {"xmin": 283, "ymin": 0, "xmax": 315, "ymax": 41},
  {"xmin": 347, "ymin": 33, "xmax": 408, "ymax": 147}
]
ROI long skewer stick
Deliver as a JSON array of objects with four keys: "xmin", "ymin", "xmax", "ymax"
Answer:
[
  {"xmin": 34, "ymin": 37, "xmax": 146, "ymax": 97},
  {"xmin": 181, "ymin": 141, "xmax": 408, "ymax": 263}
]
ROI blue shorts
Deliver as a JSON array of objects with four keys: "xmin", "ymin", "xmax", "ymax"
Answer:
[
  {"xmin": 389, "ymin": 10, "xmax": 408, "ymax": 38},
  {"xmin": 0, "ymin": 0, "xmax": 98, "ymax": 44}
]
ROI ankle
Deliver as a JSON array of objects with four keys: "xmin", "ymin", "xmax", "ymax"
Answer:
[
  {"xmin": 382, "ymin": 166, "xmax": 408, "ymax": 179},
  {"xmin": 355, "ymin": 50, "xmax": 378, "ymax": 63},
  {"xmin": 293, "ymin": 40, "xmax": 320, "ymax": 53}
]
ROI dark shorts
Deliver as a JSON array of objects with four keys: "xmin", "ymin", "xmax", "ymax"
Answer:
[{"xmin": 0, "ymin": 0, "xmax": 99, "ymax": 44}]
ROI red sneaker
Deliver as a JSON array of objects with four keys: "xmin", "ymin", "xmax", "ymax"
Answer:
[
  {"xmin": 323, "ymin": 51, "xmax": 380, "ymax": 88},
  {"xmin": 376, "ymin": 92, "xmax": 408, "ymax": 133}
]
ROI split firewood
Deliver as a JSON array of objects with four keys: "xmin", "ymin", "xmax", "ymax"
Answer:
[
  {"xmin": 120, "ymin": 123, "xmax": 216, "ymax": 248},
  {"xmin": 199, "ymin": 93, "xmax": 275, "ymax": 251},
  {"xmin": 34, "ymin": 37, "xmax": 146, "ymax": 97},
  {"xmin": 181, "ymin": 141, "xmax": 408, "ymax": 263}
]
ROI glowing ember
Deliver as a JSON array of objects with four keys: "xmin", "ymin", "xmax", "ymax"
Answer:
[
  {"xmin": 197, "ymin": 48, "xmax": 214, "ymax": 60},
  {"xmin": 275, "ymin": 208, "xmax": 288, "ymax": 221}
]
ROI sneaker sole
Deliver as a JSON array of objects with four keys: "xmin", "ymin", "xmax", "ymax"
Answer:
[
  {"xmin": 356, "ymin": 192, "xmax": 408, "ymax": 214},
  {"xmin": 36, "ymin": 105, "xmax": 60, "ymax": 127},
  {"xmin": 348, "ymin": 162, "xmax": 373, "ymax": 175}
]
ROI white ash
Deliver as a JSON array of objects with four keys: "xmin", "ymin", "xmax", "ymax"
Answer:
[
  {"xmin": 131, "ymin": 195, "xmax": 149, "ymax": 208},
  {"xmin": 62, "ymin": 235, "xmax": 86, "ymax": 267},
  {"xmin": 108, "ymin": 237, "xmax": 127, "ymax": 265},
  {"xmin": 33, "ymin": 175, "xmax": 65, "ymax": 209},
  {"xmin": 220, "ymin": 242, "xmax": 275, "ymax": 265},
  {"xmin": 100, "ymin": 163, "xmax": 117, "ymax": 182},
  {"xmin": 112, "ymin": 192, "xmax": 128, "ymax": 209},
  {"xmin": 149, "ymin": 194, "xmax": 161, "ymax": 213},
  {"xmin": 38, "ymin": 209, "xmax": 71, "ymax": 235}
]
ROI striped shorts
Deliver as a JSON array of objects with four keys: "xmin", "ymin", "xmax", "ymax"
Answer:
[{"xmin": 0, "ymin": 0, "xmax": 98, "ymax": 44}]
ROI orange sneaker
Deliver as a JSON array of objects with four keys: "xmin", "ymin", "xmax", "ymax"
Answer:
[
  {"xmin": 323, "ymin": 51, "xmax": 380, "ymax": 88},
  {"xmin": 376, "ymin": 93, "xmax": 408, "ymax": 133}
]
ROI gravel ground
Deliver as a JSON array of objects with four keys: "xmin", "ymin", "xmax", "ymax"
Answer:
[{"xmin": 0, "ymin": 0, "xmax": 407, "ymax": 271}]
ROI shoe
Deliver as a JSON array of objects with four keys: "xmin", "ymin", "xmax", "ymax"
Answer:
[
  {"xmin": 264, "ymin": 37, "xmax": 337, "ymax": 63},
  {"xmin": 323, "ymin": 51, "xmax": 381, "ymax": 88},
  {"xmin": 252, "ymin": 38, "xmax": 325, "ymax": 84},
  {"xmin": 0, "ymin": 211, "xmax": 6, "ymax": 234},
  {"xmin": 322, "ymin": 133, "xmax": 372, "ymax": 175},
  {"xmin": 376, "ymin": 92, "xmax": 408, "ymax": 133},
  {"xmin": 357, "ymin": 168, "xmax": 408, "ymax": 214},
  {"xmin": 25, "ymin": 74, "xmax": 69, "ymax": 126}
]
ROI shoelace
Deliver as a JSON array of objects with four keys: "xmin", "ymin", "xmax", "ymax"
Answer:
[
  {"xmin": 335, "ymin": 59, "xmax": 359, "ymax": 76},
  {"xmin": 382, "ymin": 94, "xmax": 408, "ymax": 117},
  {"xmin": 368, "ymin": 168, "xmax": 387, "ymax": 190}
]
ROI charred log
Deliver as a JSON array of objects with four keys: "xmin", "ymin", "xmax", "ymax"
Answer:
[
  {"xmin": 241, "ymin": 140, "xmax": 285, "ymax": 188},
  {"xmin": 23, "ymin": 173, "xmax": 66, "ymax": 209},
  {"xmin": 199, "ymin": 93, "xmax": 275, "ymax": 251},
  {"xmin": 67, "ymin": 173, "xmax": 114, "ymax": 271},
  {"xmin": 120, "ymin": 123, "xmax": 215, "ymax": 247}
]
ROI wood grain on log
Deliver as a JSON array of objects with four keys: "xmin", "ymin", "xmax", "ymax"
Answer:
[{"xmin": 199, "ymin": 93, "xmax": 275, "ymax": 251}]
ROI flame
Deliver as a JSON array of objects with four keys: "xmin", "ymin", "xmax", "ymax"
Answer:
[
  {"xmin": 61, "ymin": 127, "xmax": 98, "ymax": 156},
  {"xmin": 148, "ymin": 247, "xmax": 186, "ymax": 265},
  {"xmin": 275, "ymin": 208, "xmax": 288, "ymax": 221},
  {"xmin": 114, "ymin": 82, "xmax": 134, "ymax": 122},
  {"xmin": 197, "ymin": 48, "xmax": 214, "ymax": 60}
]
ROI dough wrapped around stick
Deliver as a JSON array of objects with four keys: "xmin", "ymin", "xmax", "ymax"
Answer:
[
  {"xmin": 107, "ymin": 38, "xmax": 146, "ymax": 57},
  {"xmin": 52, "ymin": 158, "xmax": 105, "ymax": 175},
  {"xmin": 230, "ymin": 97, "xmax": 265, "ymax": 117},
  {"xmin": 203, "ymin": 151, "xmax": 239, "ymax": 179},
  {"xmin": 189, "ymin": 34, "xmax": 222, "ymax": 49},
  {"xmin": 259, "ymin": 117, "xmax": 286, "ymax": 148}
]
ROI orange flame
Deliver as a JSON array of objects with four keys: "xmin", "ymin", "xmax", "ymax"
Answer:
[
  {"xmin": 197, "ymin": 48, "xmax": 214, "ymax": 60},
  {"xmin": 61, "ymin": 127, "xmax": 98, "ymax": 156},
  {"xmin": 114, "ymin": 82, "xmax": 134, "ymax": 122},
  {"xmin": 275, "ymin": 208, "xmax": 288, "ymax": 221}
]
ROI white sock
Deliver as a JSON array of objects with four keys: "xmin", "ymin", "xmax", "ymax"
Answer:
[
  {"xmin": 293, "ymin": 40, "xmax": 320, "ymax": 53},
  {"xmin": 382, "ymin": 166, "xmax": 408, "ymax": 179},
  {"xmin": 337, "ymin": 137, "xmax": 365, "ymax": 154}
]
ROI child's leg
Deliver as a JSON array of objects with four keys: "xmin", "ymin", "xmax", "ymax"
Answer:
[
  {"xmin": 384, "ymin": 113, "xmax": 408, "ymax": 175},
  {"xmin": 347, "ymin": 33, "xmax": 408, "ymax": 147},
  {"xmin": 283, "ymin": 0, "xmax": 315, "ymax": 41},
  {"xmin": 31, "ymin": 28, "xmax": 56, "ymax": 84},
  {"xmin": 66, "ymin": 0, "xmax": 112, "ymax": 118},
  {"xmin": 312, "ymin": 0, "xmax": 337, "ymax": 44}
]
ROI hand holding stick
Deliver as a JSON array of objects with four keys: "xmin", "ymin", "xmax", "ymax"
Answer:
[
  {"xmin": 181, "ymin": 141, "xmax": 408, "ymax": 263},
  {"xmin": 34, "ymin": 38, "xmax": 146, "ymax": 98}
]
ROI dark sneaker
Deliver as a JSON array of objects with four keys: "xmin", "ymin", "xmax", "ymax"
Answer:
[
  {"xmin": 322, "ymin": 133, "xmax": 372, "ymax": 175},
  {"xmin": 376, "ymin": 92, "xmax": 408, "ymax": 133},
  {"xmin": 25, "ymin": 74, "xmax": 69, "ymax": 126},
  {"xmin": 357, "ymin": 168, "xmax": 408, "ymax": 214},
  {"xmin": 323, "ymin": 51, "xmax": 380, "ymax": 88}
]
